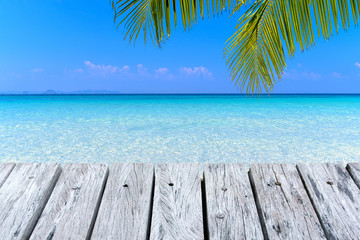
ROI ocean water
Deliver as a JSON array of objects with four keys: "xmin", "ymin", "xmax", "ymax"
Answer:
[{"xmin": 0, "ymin": 94, "xmax": 359, "ymax": 164}]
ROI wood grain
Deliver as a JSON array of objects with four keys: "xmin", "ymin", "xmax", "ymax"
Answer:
[
  {"xmin": 250, "ymin": 164, "xmax": 325, "ymax": 240},
  {"xmin": 204, "ymin": 164, "xmax": 263, "ymax": 240},
  {"xmin": 91, "ymin": 163, "xmax": 154, "ymax": 240},
  {"xmin": 297, "ymin": 163, "xmax": 360, "ymax": 239},
  {"xmin": 0, "ymin": 163, "xmax": 15, "ymax": 188},
  {"xmin": 346, "ymin": 162, "xmax": 360, "ymax": 189},
  {"xmin": 0, "ymin": 163, "xmax": 62, "ymax": 240},
  {"xmin": 30, "ymin": 164, "xmax": 108, "ymax": 240},
  {"xmin": 150, "ymin": 163, "xmax": 204, "ymax": 240}
]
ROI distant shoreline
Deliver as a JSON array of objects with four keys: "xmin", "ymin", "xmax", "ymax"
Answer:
[{"xmin": 1, "ymin": 93, "xmax": 360, "ymax": 96}]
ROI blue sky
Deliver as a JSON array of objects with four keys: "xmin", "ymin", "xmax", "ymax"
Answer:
[{"xmin": 1, "ymin": 0, "xmax": 360, "ymax": 93}]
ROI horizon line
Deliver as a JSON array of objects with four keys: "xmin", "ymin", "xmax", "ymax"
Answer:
[{"xmin": 2, "ymin": 93, "xmax": 360, "ymax": 96}]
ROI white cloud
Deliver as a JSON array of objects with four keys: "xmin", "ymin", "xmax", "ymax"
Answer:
[
  {"xmin": 137, "ymin": 64, "xmax": 147, "ymax": 73},
  {"xmin": 282, "ymin": 70, "xmax": 322, "ymax": 80},
  {"xmin": 302, "ymin": 71, "xmax": 322, "ymax": 80},
  {"xmin": 282, "ymin": 70, "xmax": 298, "ymax": 80},
  {"xmin": 84, "ymin": 60, "xmax": 119, "ymax": 73},
  {"xmin": 355, "ymin": 62, "xmax": 360, "ymax": 68},
  {"xmin": 69, "ymin": 62, "xmax": 213, "ymax": 80},
  {"xmin": 72, "ymin": 68, "xmax": 84, "ymax": 73},
  {"xmin": 31, "ymin": 68, "xmax": 44, "ymax": 73},
  {"xmin": 120, "ymin": 65, "xmax": 130, "ymax": 72},
  {"xmin": 136, "ymin": 64, "xmax": 152, "ymax": 78},
  {"xmin": 137, "ymin": 64, "xmax": 144, "ymax": 71},
  {"xmin": 84, "ymin": 61, "xmax": 130, "ymax": 74},
  {"xmin": 332, "ymin": 72, "xmax": 342, "ymax": 78},
  {"xmin": 180, "ymin": 66, "xmax": 213, "ymax": 79},
  {"xmin": 332, "ymin": 72, "xmax": 349, "ymax": 79},
  {"xmin": 155, "ymin": 67, "xmax": 169, "ymax": 75},
  {"xmin": 155, "ymin": 67, "xmax": 176, "ymax": 80}
]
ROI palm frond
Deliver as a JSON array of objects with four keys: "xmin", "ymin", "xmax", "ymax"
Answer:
[
  {"xmin": 226, "ymin": 0, "xmax": 360, "ymax": 93},
  {"xmin": 111, "ymin": 0, "xmax": 249, "ymax": 46},
  {"xmin": 112, "ymin": 0, "xmax": 360, "ymax": 93}
]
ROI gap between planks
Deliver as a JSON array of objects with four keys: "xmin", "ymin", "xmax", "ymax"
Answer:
[{"xmin": 2, "ymin": 162, "xmax": 360, "ymax": 240}]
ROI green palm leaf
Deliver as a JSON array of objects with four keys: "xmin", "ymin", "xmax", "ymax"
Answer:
[
  {"xmin": 110, "ymin": 0, "xmax": 248, "ymax": 45},
  {"xmin": 112, "ymin": 0, "xmax": 360, "ymax": 92},
  {"xmin": 226, "ymin": 0, "xmax": 360, "ymax": 93}
]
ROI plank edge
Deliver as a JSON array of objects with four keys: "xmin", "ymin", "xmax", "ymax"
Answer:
[
  {"xmin": 0, "ymin": 163, "xmax": 16, "ymax": 188},
  {"xmin": 248, "ymin": 168, "xmax": 270, "ymax": 240},
  {"xmin": 86, "ymin": 165, "xmax": 110, "ymax": 240},
  {"xmin": 295, "ymin": 164, "xmax": 330, "ymax": 240},
  {"xmin": 25, "ymin": 163, "xmax": 63, "ymax": 239}
]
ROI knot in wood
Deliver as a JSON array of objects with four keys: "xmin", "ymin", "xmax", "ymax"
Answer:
[
  {"xmin": 123, "ymin": 184, "xmax": 128, "ymax": 188},
  {"xmin": 216, "ymin": 212, "xmax": 225, "ymax": 219},
  {"xmin": 168, "ymin": 183, "xmax": 174, "ymax": 187},
  {"xmin": 275, "ymin": 181, "xmax": 281, "ymax": 186},
  {"xmin": 72, "ymin": 186, "xmax": 81, "ymax": 191},
  {"xmin": 326, "ymin": 181, "xmax": 334, "ymax": 186},
  {"xmin": 221, "ymin": 187, "xmax": 227, "ymax": 192}
]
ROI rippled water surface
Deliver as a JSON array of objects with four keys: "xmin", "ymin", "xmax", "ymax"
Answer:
[{"xmin": 1, "ymin": 94, "xmax": 359, "ymax": 164}]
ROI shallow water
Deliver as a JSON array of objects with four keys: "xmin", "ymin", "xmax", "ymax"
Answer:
[{"xmin": 1, "ymin": 94, "xmax": 359, "ymax": 164}]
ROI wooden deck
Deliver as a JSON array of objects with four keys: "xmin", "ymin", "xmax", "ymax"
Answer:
[{"xmin": 1, "ymin": 163, "xmax": 360, "ymax": 239}]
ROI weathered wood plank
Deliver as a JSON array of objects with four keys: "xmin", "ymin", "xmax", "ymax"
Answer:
[
  {"xmin": 297, "ymin": 163, "xmax": 360, "ymax": 239},
  {"xmin": 0, "ymin": 163, "xmax": 16, "ymax": 188},
  {"xmin": 346, "ymin": 162, "xmax": 360, "ymax": 189},
  {"xmin": 91, "ymin": 163, "xmax": 154, "ymax": 240},
  {"xmin": 30, "ymin": 164, "xmax": 108, "ymax": 240},
  {"xmin": 150, "ymin": 163, "xmax": 204, "ymax": 240},
  {"xmin": 204, "ymin": 164, "xmax": 263, "ymax": 239},
  {"xmin": 250, "ymin": 164, "xmax": 325, "ymax": 239},
  {"xmin": 0, "ymin": 163, "xmax": 62, "ymax": 240}
]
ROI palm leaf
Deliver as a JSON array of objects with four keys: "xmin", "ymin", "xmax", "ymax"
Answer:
[
  {"xmin": 112, "ymin": 0, "xmax": 360, "ymax": 93},
  {"xmin": 226, "ymin": 0, "xmax": 360, "ymax": 93},
  {"xmin": 111, "ymin": 0, "xmax": 249, "ymax": 46}
]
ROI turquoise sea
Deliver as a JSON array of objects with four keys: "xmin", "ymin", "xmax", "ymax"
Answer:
[{"xmin": 0, "ymin": 94, "xmax": 359, "ymax": 164}]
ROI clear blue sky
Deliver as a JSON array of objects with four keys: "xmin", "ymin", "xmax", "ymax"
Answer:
[{"xmin": 1, "ymin": 0, "xmax": 360, "ymax": 93}]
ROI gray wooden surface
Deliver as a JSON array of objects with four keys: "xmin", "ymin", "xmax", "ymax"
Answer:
[
  {"xmin": 0, "ymin": 163, "xmax": 15, "ymax": 188},
  {"xmin": 250, "ymin": 164, "xmax": 325, "ymax": 239},
  {"xmin": 297, "ymin": 163, "xmax": 360, "ymax": 239},
  {"xmin": 0, "ymin": 163, "xmax": 61, "ymax": 240},
  {"xmin": 91, "ymin": 163, "xmax": 154, "ymax": 240},
  {"xmin": 150, "ymin": 163, "xmax": 204, "ymax": 240},
  {"xmin": 204, "ymin": 164, "xmax": 263, "ymax": 240},
  {"xmin": 30, "ymin": 164, "xmax": 108, "ymax": 240},
  {"xmin": 3, "ymin": 162, "xmax": 360, "ymax": 239},
  {"xmin": 346, "ymin": 162, "xmax": 360, "ymax": 189}
]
